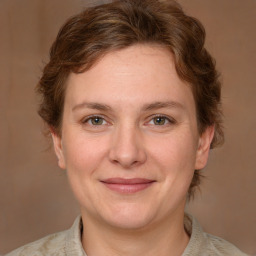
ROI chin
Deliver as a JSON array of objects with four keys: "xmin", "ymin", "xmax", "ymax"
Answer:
[
  {"xmin": 98, "ymin": 203, "xmax": 160, "ymax": 230},
  {"xmin": 106, "ymin": 214, "xmax": 154, "ymax": 230}
]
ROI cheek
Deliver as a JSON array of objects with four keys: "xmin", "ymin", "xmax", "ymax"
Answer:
[
  {"xmin": 62, "ymin": 133, "xmax": 110, "ymax": 209},
  {"xmin": 62, "ymin": 133, "xmax": 109, "ymax": 177},
  {"xmin": 153, "ymin": 134, "xmax": 196, "ymax": 166},
  {"xmin": 148, "ymin": 131, "xmax": 198, "ymax": 179},
  {"xmin": 143, "ymin": 131, "xmax": 198, "ymax": 215}
]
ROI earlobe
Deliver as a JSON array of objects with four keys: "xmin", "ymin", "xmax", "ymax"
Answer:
[
  {"xmin": 195, "ymin": 125, "xmax": 215, "ymax": 170},
  {"xmin": 51, "ymin": 130, "xmax": 66, "ymax": 170}
]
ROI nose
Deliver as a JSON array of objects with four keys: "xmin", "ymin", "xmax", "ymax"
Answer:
[{"xmin": 108, "ymin": 124, "xmax": 147, "ymax": 169}]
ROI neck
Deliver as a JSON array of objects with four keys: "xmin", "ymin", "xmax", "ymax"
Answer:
[{"xmin": 81, "ymin": 208, "xmax": 190, "ymax": 256}]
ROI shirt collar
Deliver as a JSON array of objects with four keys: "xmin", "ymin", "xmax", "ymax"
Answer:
[
  {"xmin": 65, "ymin": 216, "xmax": 87, "ymax": 256},
  {"xmin": 182, "ymin": 214, "xmax": 210, "ymax": 255},
  {"xmin": 64, "ymin": 214, "xmax": 208, "ymax": 256}
]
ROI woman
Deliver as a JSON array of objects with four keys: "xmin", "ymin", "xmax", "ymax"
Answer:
[{"xmin": 6, "ymin": 0, "xmax": 247, "ymax": 255}]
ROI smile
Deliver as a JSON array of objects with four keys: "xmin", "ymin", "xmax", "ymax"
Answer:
[{"xmin": 101, "ymin": 178, "xmax": 156, "ymax": 194}]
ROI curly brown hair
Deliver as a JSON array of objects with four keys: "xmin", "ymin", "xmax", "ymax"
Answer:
[{"xmin": 37, "ymin": 0, "xmax": 224, "ymax": 199}]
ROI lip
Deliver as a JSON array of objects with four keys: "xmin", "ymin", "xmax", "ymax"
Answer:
[{"xmin": 101, "ymin": 178, "xmax": 156, "ymax": 194}]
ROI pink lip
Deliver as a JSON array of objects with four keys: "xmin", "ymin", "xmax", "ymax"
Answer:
[{"xmin": 101, "ymin": 178, "xmax": 155, "ymax": 194}]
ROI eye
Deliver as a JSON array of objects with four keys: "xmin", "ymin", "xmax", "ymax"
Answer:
[
  {"xmin": 83, "ymin": 116, "xmax": 107, "ymax": 126},
  {"xmin": 152, "ymin": 116, "xmax": 167, "ymax": 125},
  {"xmin": 148, "ymin": 115, "xmax": 175, "ymax": 126}
]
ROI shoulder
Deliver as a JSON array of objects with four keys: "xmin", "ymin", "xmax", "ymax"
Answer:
[
  {"xmin": 183, "ymin": 214, "xmax": 248, "ymax": 256},
  {"xmin": 204, "ymin": 233, "xmax": 248, "ymax": 256},
  {"xmin": 5, "ymin": 216, "xmax": 84, "ymax": 256},
  {"xmin": 5, "ymin": 230, "xmax": 68, "ymax": 256}
]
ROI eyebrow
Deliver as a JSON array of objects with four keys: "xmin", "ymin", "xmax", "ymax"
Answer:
[
  {"xmin": 72, "ymin": 102, "xmax": 112, "ymax": 112},
  {"xmin": 72, "ymin": 101, "xmax": 184, "ymax": 112},
  {"xmin": 141, "ymin": 101, "xmax": 184, "ymax": 111}
]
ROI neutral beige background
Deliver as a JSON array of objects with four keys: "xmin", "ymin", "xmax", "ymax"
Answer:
[{"xmin": 0, "ymin": 0, "xmax": 255, "ymax": 255}]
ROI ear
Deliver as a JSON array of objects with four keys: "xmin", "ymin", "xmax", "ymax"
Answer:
[
  {"xmin": 51, "ymin": 130, "xmax": 66, "ymax": 170},
  {"xmin": 195, "ymin": 125, "xmax": 215, "ymax": 170}
]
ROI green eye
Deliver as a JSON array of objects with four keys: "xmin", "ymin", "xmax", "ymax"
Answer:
[
  {"xmin": 153, "ymin": 116, "xmax": 167, "ymax": 125},
  {"xmin": 89, "ymin": 116, "xmax": 104, "ymax": 125}
]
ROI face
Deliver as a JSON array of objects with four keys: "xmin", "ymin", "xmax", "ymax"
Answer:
[{"xmin": 52, "ymin": 45, "xmax": 214, "ymax": 230}]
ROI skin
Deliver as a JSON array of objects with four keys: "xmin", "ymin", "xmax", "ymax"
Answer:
[{"xmin": 52, "ymin": 44, "xmax": 214, "ymax": 256}]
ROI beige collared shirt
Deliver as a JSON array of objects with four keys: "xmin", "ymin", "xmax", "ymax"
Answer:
[{"xmin": 6, "ymin": 215, "xmax": 248, "ymax": 256}]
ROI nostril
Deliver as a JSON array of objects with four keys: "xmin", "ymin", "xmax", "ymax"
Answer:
[
  {"xmin": 109, "ymin": 150, "xmax": 146, "ymax": 169},
  {"xmin": 108, "ymin": 129, "xmax": 147, "ymax": 167}
]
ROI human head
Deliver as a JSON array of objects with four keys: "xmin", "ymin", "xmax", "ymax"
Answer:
[{"xmin": 37, "ymin": 0, "xmax": 223, "ymax": 198}]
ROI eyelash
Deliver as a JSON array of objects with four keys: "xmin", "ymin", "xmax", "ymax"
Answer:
[
  {"xmin": 147, "ymin": 115, "xmax": 176, "ymax": 126},
  {"xmin": 82, "ymin": 115, "xmax": 108, "ymax": 126},
  {"xmin": 82, "ymin": 114, "xmax": 176, "ymax": 127}
]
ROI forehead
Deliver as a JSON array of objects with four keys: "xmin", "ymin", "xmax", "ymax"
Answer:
[{"xmin": 65, "ymin": 44, "xmax": 195, "ymax": 113}]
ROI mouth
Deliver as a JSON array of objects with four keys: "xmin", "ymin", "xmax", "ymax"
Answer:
[{"xmin": 100, "ymin": 178, "xmax": 156, "ymax": 194}]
